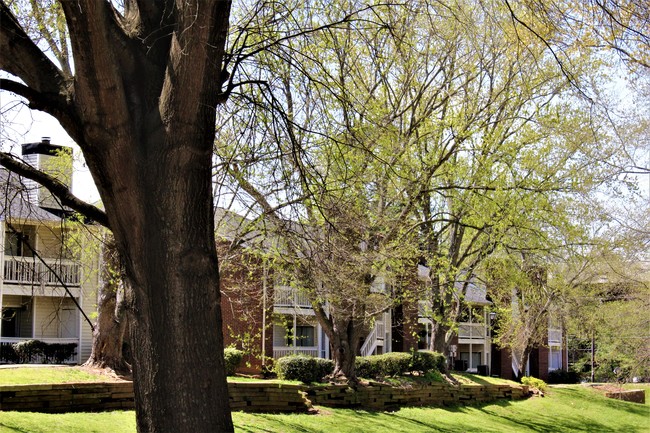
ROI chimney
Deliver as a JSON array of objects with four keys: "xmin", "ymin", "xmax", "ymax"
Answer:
[{"xmin": 21, "ymin": 137, "xmax": 73, "ymax": 211}]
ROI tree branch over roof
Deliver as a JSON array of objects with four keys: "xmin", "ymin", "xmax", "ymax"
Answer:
[
  {"xmin": 0, "ymin": 2, "xmax": 68, "ymax": 96},
  {"xmin": 0, "ymin": 152, "xmax": 109, "ymax": 228}
]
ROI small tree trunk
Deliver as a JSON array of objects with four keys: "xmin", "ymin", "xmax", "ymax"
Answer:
[
  {"xmin": 84, "ymin": 281, "xmax": 129, "ymax": 372},
  {"xmin": 328, "ymin": 319, "xmax": 363, "ymax": 383},
  {"xmin": 516, "ymin": 346, "xmax": 532, "ymax": 380},
  {"xmin": 84, "ymin": 237, "xmax": 129, "ymax": 373},
  {"xmin": 431, "ymin": 321, "xmax": 450, "ymax": 354}
]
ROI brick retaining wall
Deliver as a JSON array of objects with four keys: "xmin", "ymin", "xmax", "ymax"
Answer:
[{"xmin": 0, "ymin": 381, "xmax": 529, "ymax": 413}]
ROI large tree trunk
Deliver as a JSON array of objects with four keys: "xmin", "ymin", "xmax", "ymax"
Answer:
[
  {"xmin": 102, "ymin": 137, "xmax": 231, "ymax": 432},
  {"xmin": 67, "ymin": 4, "xmax": 233, "ymax": 432}
]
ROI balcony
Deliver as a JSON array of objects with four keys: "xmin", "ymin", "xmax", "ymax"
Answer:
[
  {"xmin": 458, "ymin": 323, "xmax": 487, "ymax": 342},
  {"xmin": 273, "ymin": 286, "xmax": 311, "ymax": 308},
  {"xmin": 3, "ymin": 256, "xmax": 81, "ymax": 287},
  {"xmin": 272, "ymin": 346, "xmax": 319, "ymax": 359}
]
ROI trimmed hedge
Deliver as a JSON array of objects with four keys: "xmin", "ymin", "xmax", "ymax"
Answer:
[
  {"xmin": 356, "ymin": 351, "xmax": 447, "ymax": 379},
  {"xmin": 8, "ymin": 340, "xmax": 77, "ymax": 364},
  {"xmin": 547, "ymin": 369, "xmax": 581, "ymax": 384},
  {"xmin": 356, "ymin": 352, "xmax": 412, "ymax": 378},
  {"xmin": 275, "ymin": 355, "xmax": 334, "ymax": 383},
  {"xmin": 411, "ymin": 350, "xmax": 447, "ymax": 374},
  {"xmin": 224, "ymin": 348, "xmax": 244, "ymax": 376}
]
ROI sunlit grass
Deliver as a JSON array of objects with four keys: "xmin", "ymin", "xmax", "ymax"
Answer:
[{"xmin": 0, "ymin": 366, "xmax": 116, "ymax": 385}]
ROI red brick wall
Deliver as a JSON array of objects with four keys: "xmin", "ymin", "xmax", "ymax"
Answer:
[
  {"xmin": 218, "ymin": 243, "xmax": 273, "ymax": 373},
  {"xmin": 536, "ymin": 346, "xmax": 550, "ymax": 381}
]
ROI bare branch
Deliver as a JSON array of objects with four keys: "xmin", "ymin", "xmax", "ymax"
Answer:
[{"xmin": 0, "ymin": 152, "xmax": 109, "ymax": 228}]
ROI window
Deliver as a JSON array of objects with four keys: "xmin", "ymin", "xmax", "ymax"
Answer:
[
  {"xmin": 287, "ymin": 325, "xmax": 315, "ymax": 347},
  {"xmin": 549, "ymin": 346, "xmax": 562, "ymax": 371},
  {"xmin": 460, "ymin": 351, "xmax": 482, "ymax": 369},
  {"xmin": 1, "ymin": 308, "xmax": 22, "ymax": 337},
  {"xmin": 4, "ymin": 231, "xmax": 33, "ymax": 257}
]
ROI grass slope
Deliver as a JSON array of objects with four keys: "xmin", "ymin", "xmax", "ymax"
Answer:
[{"xmin": 0, "ymin": 366, "xmax": 118, "ymax": 385}]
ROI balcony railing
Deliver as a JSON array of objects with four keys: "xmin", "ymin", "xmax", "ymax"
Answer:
[
  {"xmin": 272, "ymin": 346, "xmax": 319, "ymax": 359},
  {"xmin": 273, "ymin": 286, "xmax": 311, "ymax": 308},
  {"xmin": 3, "ymin": 256, "xmax": 80, "ymax": 287},
  {"xmin": 458, "ymin": 323, "xmax": 487, "ymax": 340},
  {"xmin": 360, "ymin": 319, "xmax": 386, "ymax": 357}
]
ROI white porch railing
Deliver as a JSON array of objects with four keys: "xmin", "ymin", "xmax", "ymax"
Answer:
[
  {"xmin": 273, "ymin": 286, "xmax": 311, "ymax": 308},
  {"xmin": 458, "ymin": 323, "xmax": 487, "ymax": 340},
  {"xmin": 548, "ymin": 328, "xmax": 562, "ymax": 345},
  {"xmin": 3, "ymin": 256, "xmax": 81, "ymax": 287},
  {"xmin": 0, "ymin": 337, "xmax": 79, "ymax": 364},
  {"xmin": 272, "ymin": 346, "xmax": 319, "ymax": 358}
]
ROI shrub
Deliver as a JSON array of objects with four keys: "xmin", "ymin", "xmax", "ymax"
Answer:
[
  {"xmin": 42, "ymin": 343, "xmax": 77, "ymax": 364},
  {"xmin": 223, "ymin": 347, "xmax": 244, "ymax": 376},
  {"xmin": 355, "ymin": 352, "xmax": 412, "ymax": 378},
  {"xmin": 411, "ymin": 350, "xmax": 447, "ymax": 374},
  {"xmin": 521, "ymin": 376, "xmax": 547, "ymax": 392},
  {"xmin": 356, "ymin": 351, "xmax": 447, "ymax": 379},
  {"xmin": 547, "ymin": 369, "xmax": 580, "ymax": 384},
  {"xmin": 12, "ymin": 340, "xmax": 46, "ymax": 363},
  {"xmin": 275, "ymin": 355, "xmax": 334, "ymax": 383},
  {"xmin": 0, "ymin": 344, "xmax": 19, "ymax": 363}
]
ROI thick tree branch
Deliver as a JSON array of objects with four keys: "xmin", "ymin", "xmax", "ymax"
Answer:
[
  {"xmin": 0, "ymin": 152, "xmax": 109, "ymax": 228},
  {"xmin": 0, "ymin": 78, "xmax": 83, "ymax": 143},
  {"xmin": 0, "ymin": 2, "xmax": 68, "ymax": 95}
]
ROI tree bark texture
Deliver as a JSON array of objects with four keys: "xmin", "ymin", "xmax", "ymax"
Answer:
[
  {"xmin": 314, "ymin": 304, "xmax": 364, "ymax": 382},
  {"xmin": 0, "ymin": 2, "xmax": 234, "ymax": 431},
  {"xmin": 84, "ymin": 238, "xmax": 129, "ymax": 373}
]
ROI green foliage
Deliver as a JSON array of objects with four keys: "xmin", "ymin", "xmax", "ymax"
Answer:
[
  {"xmin": 410, "ymin": 350, "xmax": 447, "ymax": 374},
  {"xmin": 275, "ymin": 355, "xmax": 334, "ymax": 384},
  {"xmin": 520, "ymin": 376, "xmax": 548, "ymax": 392},
  {"xmin": 223, "ymin": 348, "xmax": 244, "ymax": 376}
]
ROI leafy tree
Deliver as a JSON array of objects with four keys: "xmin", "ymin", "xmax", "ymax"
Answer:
[{"xmin": 215, "ymin": 1, "xmax": 423, "ymax": 382}]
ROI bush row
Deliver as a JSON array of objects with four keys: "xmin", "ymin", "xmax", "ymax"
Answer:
[
  {"xmin": 0, "ymin": 340, "xmax": 77, "ymax": 364},
  {"xmin": 547, "ymin": 369, "xmax": 581, "ymax": 384},
  {"xmin": 275, "ymin": 350, "xmax": 446, "ymax": 383},
  {"xmin": 356, "ymin": 351, "xmax": 446, "ymax": 379}
]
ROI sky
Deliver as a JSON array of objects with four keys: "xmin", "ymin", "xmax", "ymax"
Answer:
[{"xmin": 0, "ymin": 94, "xmax": 99, "ymax": 204}]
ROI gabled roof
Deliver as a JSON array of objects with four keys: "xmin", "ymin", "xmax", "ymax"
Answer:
[
  {"xmin": 459, "ymin": 279, "xmax": 491, "ymax": 305},
  {"xmin": 0, "ymin": 168, "xmax": 64, "ymax": 223}
]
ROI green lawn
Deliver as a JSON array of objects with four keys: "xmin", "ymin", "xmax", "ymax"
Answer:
[
  {"xmin": 0, "ymin": 366, "xmax": 117, "ymax": 385},
  {"xmin": 0, "ymin": 384, "xmax": 647, "ymax": 432}
]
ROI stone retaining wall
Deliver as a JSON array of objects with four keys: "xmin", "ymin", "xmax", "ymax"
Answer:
[
  {"xmin": 604, "ymin": 389, "xmax": 646, "ymax": 404},
  {"xmin": 0, "ymin": 381, "xmax": 529, "ymax": 413},
  {"xmin": 305, "ymin": 382, "xmax": 529, "ymax": 410},
  {"xmin": 0, "ymin": 382, "xmax": 135, "ymax": 413}
]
